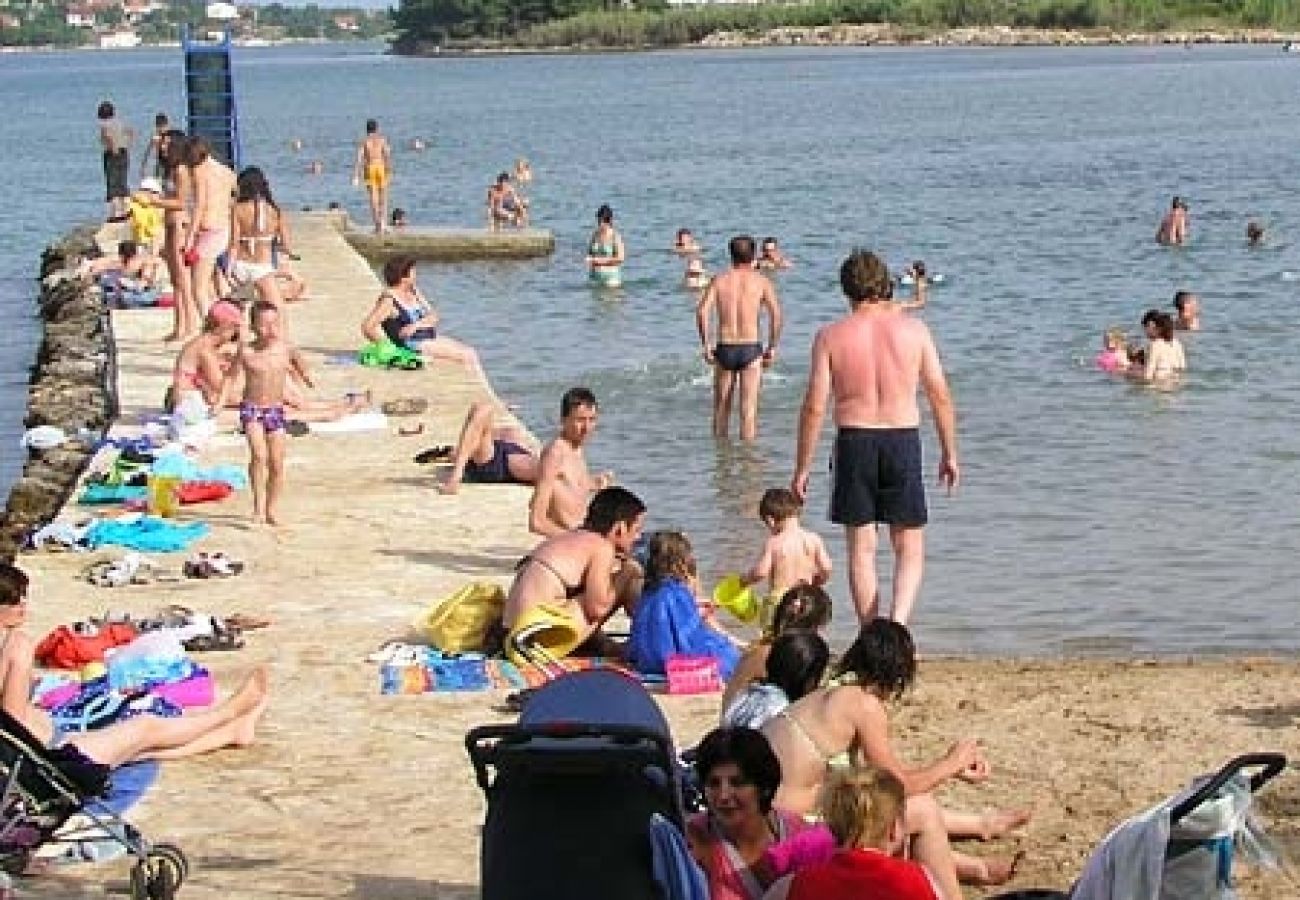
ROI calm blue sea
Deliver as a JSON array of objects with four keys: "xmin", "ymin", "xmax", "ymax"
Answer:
[{"xmin": 3, "ymin": 42, "xmax": 1299, "ymax": 654}]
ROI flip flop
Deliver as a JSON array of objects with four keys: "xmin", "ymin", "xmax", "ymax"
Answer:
[
  {"xmin": 414, "ymin": 445, "xmax": 454, "ymax": 465},
  {"xmin": 381, "ymin": 397, "xmax": 429, "ymax": 417},
  {"xmin": 225, "ymin": 613, "xmax": 272, "ymax": 631},
  {"xmin": 286, "ymin": 420, "xmax": 310, "ymax": 437},
  {"xmin": 398, "ymin": 422, "xmax": 425, "ymax": 437}
]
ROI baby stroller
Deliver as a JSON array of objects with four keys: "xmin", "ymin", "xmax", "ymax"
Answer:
[
  {"xmin": 996, "ymin": 752, "xmax": 1292, "ymax": 900},
  {"xmin": 0, "ymin": 708, "xmax": 188, "ymax": 899},
  {"xmin": 466, "ymin": 669, "xmax": 691, "ymax": 900}
]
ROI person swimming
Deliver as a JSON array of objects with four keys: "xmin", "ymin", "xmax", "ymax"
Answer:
[{"xmin": 684, "ymin": 256, "xmax": 709, "ymax": 291}]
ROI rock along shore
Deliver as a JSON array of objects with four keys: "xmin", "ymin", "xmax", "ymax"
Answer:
[{"xmin": 0, "ymin": 226, "xmax": 115, "ymax": 563}]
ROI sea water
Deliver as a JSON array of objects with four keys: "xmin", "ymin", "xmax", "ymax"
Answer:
[{"xmin": 3, "ymin": 43, "xmax": 1300, "ymax": 654}]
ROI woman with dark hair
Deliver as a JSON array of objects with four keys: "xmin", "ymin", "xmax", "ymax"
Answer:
[
  {"xmin": 687, "ymin": 726, "xmax": 811, "ymax": 900},
  {"xmin": 361, "ymin": 255, "xmax": 482, "ymax": 375},
  {"xmin": 722, "ymin": 584, "xmax": 833, "ymax": 714},
  {"xmin": 587, "ymin": 204, "xmax": 625, "ymax": 288},
  {"xmin": 722, "ymin": 631, "xmax": 828, "ymax": 730},
  {"xmin": 229, "ymin": 166, "xmax": 290, "ymax": 306},
  {"xmin": 1138, "ymin": 310, "xmax": 1186, "ymax": 382},
  {"xmin": 762, "ymin": 619, "xmax": 1029, "ymax": 899},
  {"xmin": 132, "ymin": 130, "xmax": 196, "ymax": 341}
]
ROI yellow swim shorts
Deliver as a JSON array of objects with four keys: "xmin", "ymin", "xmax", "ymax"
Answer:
[{"xmin": 364, "ymin": 163, "xmax": 390, "ymax": 189}]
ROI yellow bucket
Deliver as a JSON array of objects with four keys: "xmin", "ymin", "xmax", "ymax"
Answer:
[
  {"xmin": 146, "ymin": 475, "xmax": 181, "ymax": 518},
  {"xmin": 506, "ymin": 603, "xmax": 584, "ymax": 668},
  {"xmin": 713, "ymin": 574, "xmax": 759, "ymax": 624}
]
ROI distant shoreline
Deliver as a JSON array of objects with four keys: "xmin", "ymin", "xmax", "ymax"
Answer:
[{"xmin": 396, "ymin": 24, "xmax": 1300, "ymax": 57}]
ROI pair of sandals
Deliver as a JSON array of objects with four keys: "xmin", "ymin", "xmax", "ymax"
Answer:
[
  {"xmin": 182, "ymin": 552, "xmax": 245, "ymax": 579},
  {"xmin": 84, "ymin": 554, "xmax": 173, "ymax": 589}
]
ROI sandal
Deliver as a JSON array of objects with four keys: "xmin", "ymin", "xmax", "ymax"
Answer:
[
  {"xmin": 381, "ymin": 398, "xmax": 429, "ymax": 417},
  {"xmin": 398, "ymin": 422, "xmax": 425, "ymax": 437},
  {"xmin": 183, "ymin": 619, "xmax": 244, "ymax": 652},
  {"xmin": 183, "ymin": 552, "xmax": 246, "ymax": 579},
  {"xmin": 413, "ymin": 445, "xmax": 454, "ymax": 465},
  {"xmin": 286, "ymin": 420, "xmax": 310, "ymax": 437}
]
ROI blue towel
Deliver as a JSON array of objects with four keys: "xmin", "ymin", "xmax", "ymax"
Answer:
[
  {"xmin": 649, "ymin": 813, "xmax": 709, "ymax": 900},
  {"xmin": 628, "ymin": 578, "xmax": 740, "ymax": 679},
  {"xmin": 83, "ymin": 517, "xmax": 209, "ymax": 552}
]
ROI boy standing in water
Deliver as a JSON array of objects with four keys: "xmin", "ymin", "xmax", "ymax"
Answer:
[
  {"xmin": 742, "ymin": 488, "xmax": 832, "ymax": 626},
  {"xmin": 221, "ymin": 302, "xmax": 313, "ymax": 526},
  {"xmin": 352, "ymin": 119, "xmax": 392, "ymax": 234}
]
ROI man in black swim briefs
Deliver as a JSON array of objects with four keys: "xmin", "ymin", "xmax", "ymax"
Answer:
[
  {"xmin": 791, "ymin": 249, "xmax": 959, "ymax": 628},
  {"xmin": 696, "ymin": 235, "xmax": 783, "ymax": 441},
  {"xmin": 438, "ymin": 401, "xmax": 539, "ymax": 494}
]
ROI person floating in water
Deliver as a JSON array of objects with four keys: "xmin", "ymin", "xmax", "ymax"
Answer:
[
  {"xmin": 696, "ymin": 235, "xmax": 783, "ymax": 441},
  {"xmin": 587, "ymin": 204, "xmax": 625, "ymax": 288},
  {"xmin": 390, "ymin": 208, "xmax": 408, "ymax": 230},
  {"xmin": 1156, "ymin": 196, "xmax": 1188, "ymax": 246},
  {"xmin": 1246, "ymin": 221, "xmax": 1265, "ymax": 247},
  {"xmin": 674, "ymin": 228, "xmax": 701, "ymax": 255},
  {"xmin": 352, "ymin": 118, "xmax": 392, "ymax": 235},
  {"xmin": 1095, "ymin": 328, "xmax": 1129, "ymax": 373}
]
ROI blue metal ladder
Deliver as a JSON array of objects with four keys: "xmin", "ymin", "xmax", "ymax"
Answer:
[{"xmin": 181, "ymin": 25, "xmax": 241, "ymax": 168}]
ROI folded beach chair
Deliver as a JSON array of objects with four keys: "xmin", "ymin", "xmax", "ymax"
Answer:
[
  {"xmin": 0, "ymin": 708, "xmax": 188, "ymax": 899},
  {"xmin": 994, "ymin": 753, "xmax": 1292, "ymax": 900},
  {"xmin": 467, "ymin": 669, "xmax": 695, "ymax": 900}
]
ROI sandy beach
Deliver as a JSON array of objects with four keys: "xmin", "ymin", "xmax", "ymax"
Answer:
[{"xmin": 10, "ymin": 215, "xmax": 1299, "ymax": 898}]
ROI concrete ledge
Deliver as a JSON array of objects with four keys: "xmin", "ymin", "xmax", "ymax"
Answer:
[{"xmin": 306, "ymin": 211, "xmax": 555, "ymax": 262}]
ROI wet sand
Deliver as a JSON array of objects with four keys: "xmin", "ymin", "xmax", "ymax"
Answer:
[{"xmin": 13, "ymin": 216, "xmax": 1299, "ymax": 897}]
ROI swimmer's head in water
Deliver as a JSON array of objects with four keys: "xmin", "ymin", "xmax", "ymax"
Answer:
[
  {"xmin": 383, "ymin": 255, "xmax": 417, "ymax": 288},
  {"xmin": 390, "ymin": 208, "xmax": 408, "ymax": 227},
  {"xmin": 840, "ymin": 250, "xmax": 891, "ymax": 305},
  {"xmin": 910, "ymin": 260, "xmax": 926, "ymax": 278},
  {"xmin": 676, "ymin": 228, "xmax": 693, "ymax": 244},
  {"xmin": 97, "ymin": 100, "xmax": 115, "ymax": 120},
  {"xmin": 1171, "ymin": 195, "xmax": 1185, "ymax": 209},
  {"xmin": 1173, "ymin": 291, "xmax": 1198, "ymax": 316},
  {"xmin": 583, "ymin": 486, "xmax": 646, "ymax": 551},
  {"xmin": 644, "ymin": 530, "xmax": 696, "ymax": 589},
  {"xmin": 1103, "ymin": 327, "xmax": 1126, "ymax": 350},
  {"xmin": 729, "ymin": 235, "xmax": 756, "ymax": 266},
  {"xmin": 760, "ymin": 237, "xmax": 778, "ymax": 255},
  {"xmin": 1247, "ymin": 222, "xmax": 1264, "ymax": 243},
  {"xmin": 835, "ymin": 618, "xmax": 916, "ymax": 701},
  {"xmin": 365, "ymin": 118, "xmax": 378, "ymax": 134},
  {"xmin": 596, "ymin": 204, "xmax": 614, "ymax": 225}
]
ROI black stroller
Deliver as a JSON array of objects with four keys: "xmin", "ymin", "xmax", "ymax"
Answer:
[
  {"xmin": 0, "ymin": 708, "xmax": 188, "ymax": 899},
  {"xmin": 996, "ymin": 753, "xmax": 1292, "ymax": 900},
  {"xmin": 466, "ymin": 669, "xmax": 689, "ymax": 900}
]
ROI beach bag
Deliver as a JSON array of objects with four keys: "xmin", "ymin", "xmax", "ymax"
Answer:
[{"xmin": 418, "ymin": 583, "xmax": 505, "ymax": 653}]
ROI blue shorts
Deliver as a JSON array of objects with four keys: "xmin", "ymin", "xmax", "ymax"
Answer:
[
  {"xmin": 464, "ymin": 440, "xmax": 529, "ymax": 485},
  {"xmin": 829, "ymin": 427, "xmax": 928, "ymax": 528}
]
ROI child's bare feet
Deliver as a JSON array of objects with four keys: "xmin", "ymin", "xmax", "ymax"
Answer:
[{"xmin": 980, "ymin": 808, "xmax": 1033, "ymax": 841}]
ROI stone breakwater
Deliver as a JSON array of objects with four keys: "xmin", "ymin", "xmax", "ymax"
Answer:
[
  {"xmin": 0, "ymin": 227, "xmax": 115, "ymax": 563},
  {"xmin": 698, "ymin": 24, "xmax": 1300, "ymax": 48}
]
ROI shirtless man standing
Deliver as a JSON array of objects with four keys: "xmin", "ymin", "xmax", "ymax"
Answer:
[
  {"xmin": 182, "ymin": 137, "xmax": 236, "ymax": 327},
  {"xmin": 792, "ymin": 250, "xmax": 958, "ymax": 626},
  {"xmin": 696, "ymin": 235, "xmax": 783, "ymax": 441},
  {"xmin": 505, "ymin": 486, "xmax": 646, "ymax": 648},
  {"xmin": 529, "ymin": 387, "xmax": 614, "ymax": 536},
  {"xmin": 352, "ymin": 119, "xmax": 392, "ymax": 235},
  {"xmin": 220, "ymin": 302, "xmax": 314, "ymax": 526}
]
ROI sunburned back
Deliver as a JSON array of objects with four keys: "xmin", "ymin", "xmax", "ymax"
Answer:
[
  {"xmin": 823, "ymin": 309, "xmax": 926, "ymax": 429},
  {"xmin": 712, "ymin": 268, "xmax": 769, "ymax": 343},
  {"xmin": 503, "ymin": 530, "xmax": 598, "ymax": 627},
  {"xmin": 763, "ymin": 686, "xmax": 864, "ymax": 816}
]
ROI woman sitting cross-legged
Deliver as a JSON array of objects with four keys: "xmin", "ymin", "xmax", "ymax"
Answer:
[
  {"xmin": 0, "ymin": 564, "xmax": 269, "ymax": 770},
  {"xmin": 761, "ymin": 619, "xmax": 1030, "ymax": 900},
  {"xmin": 763, "ymin": 766, "xmax": 943, "ymax": 900}
]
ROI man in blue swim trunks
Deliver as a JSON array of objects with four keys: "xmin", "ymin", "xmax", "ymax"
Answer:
[
  {"xmin": 696, "ymin": 235, "xmax": 783, "ymax": 441},
  {"xmin": 791, "ymin": 250, "xmax": 958, "ymax": 627},
  {"xmin": 438, "ymin": 400, "xmax": 539, "ymax": 494}
]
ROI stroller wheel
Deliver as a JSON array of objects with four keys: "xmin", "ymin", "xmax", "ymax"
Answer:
[
  {"xmin": 0, "ymin": 850, "xmax": 28, "ymax": 877},
  {"xmin": 129, "ymin": 862, "xmax": 149, "ymax": 900},
  {"xmin": 150, "ymin": 843, "xmax": 189, "ymax": 885},
  {"xmin": 131, "ymin": 855, "xmax": 179, "ymax": 900}
]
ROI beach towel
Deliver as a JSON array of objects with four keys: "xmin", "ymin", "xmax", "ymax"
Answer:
[
  {"xmin": 629, "ymin": 578, "xmax": 740, "ymax": 679},
  {"xmin": 83, "ymin": 516, "xmax": 209, "ymax": 552},
  {"xmin": 150, "ymin": 451, "xmax": 248, "ymax": 490},
  {"xmin": 78, "ymin": 484, "xmax": 148, "ymax": 506},
  {"xmin": 358, "ymin": 340, "xmax": 423, "ymax": 370},
  {"xmin": 650, "ymin": 813, "xmax": 710, "ymax": 900}
]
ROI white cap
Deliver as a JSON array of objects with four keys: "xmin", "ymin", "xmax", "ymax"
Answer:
[{"xmin": 139, "ymin": 177, "xmax": 163, "ymax": 194}]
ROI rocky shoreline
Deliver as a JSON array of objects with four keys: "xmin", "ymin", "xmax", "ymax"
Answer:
[
  {"xmin": 0, "ymin": 227, "xmax": 115, "ymax": 563},
  {"xmin": 399, "ymin": 25, "xmax": 1300, "ymax": 56}
]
